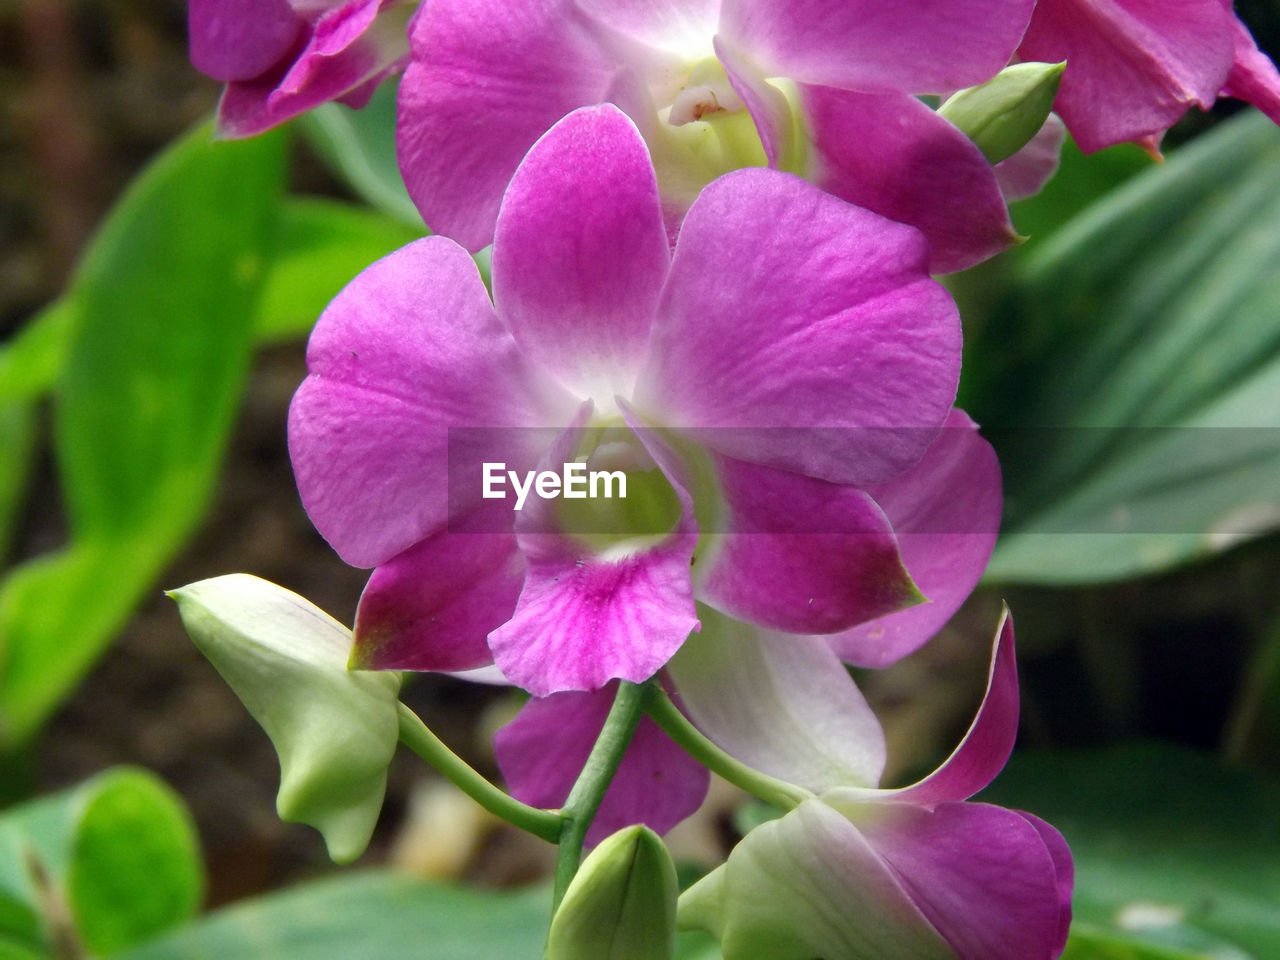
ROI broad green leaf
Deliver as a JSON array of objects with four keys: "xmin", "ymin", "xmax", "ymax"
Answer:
[
  {"xmin": 0, "ymin": 301, "xmax": 75, "ymax": 405},
  {"xmin": 968, "ymin": 110, "xmax": 1280, "ymax": 584},
  {"xmin": 68, "ymin": 769, "xmax": 203, "ymax": 955},
  {"xmin": 0, "ymin": 768, "xmax": 202, "ymax": 958},
  {"xmin": 118, "ymin": 873, "xmax": 548, "ymax": 960},
  {"xmin": 254, "ymin": 197, "xmax": 422, "ymax": 343},
  {"xmin": 300, "ymin": 81, "xmax": 425, "ymax": 230},
  {"xmin": 982, "ymin": 743, "xmax": 1280, "ymax": 959},
  {"xmin": 0, "ymin": 123, "xmax": 285, "ymax": 747}
]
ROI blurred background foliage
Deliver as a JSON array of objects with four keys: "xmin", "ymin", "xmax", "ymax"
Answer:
[{"xmin": 1, "ymin": 0, "xmax": 1279, "ymax": 957}]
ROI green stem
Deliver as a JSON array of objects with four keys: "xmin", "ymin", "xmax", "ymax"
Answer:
[
  {"xmin": 396, "ymin": 702, "xmax": 561, "ymax": 843},
  {"xmin": 645, "ymin": 687, "xmax": 813, "ymax": 811},
  {"xmin": 552, "ymin": 680, "xmax": 649, "ymax": 909}
]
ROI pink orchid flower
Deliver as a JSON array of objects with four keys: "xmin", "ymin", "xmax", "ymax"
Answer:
[
  {"xmin": 1017, "ymin": 0, "xmax": 1280, "ymax": 153},
  {"xmin": 188, "ymin": 0, "xmax": 411, "ymax": 137},
  {"xmin": 495, "ymin": 410, "xmax": 1001, "ymax": 838},
  {"xmin": 395, "ymin": 0, "xmax": 1039, "ymax": 272},
  {"xmin": 675, "ymin": 612, "xmax": 1073, "ymax": 960},
  {"xmin": 288, "ymin": 104, "xmax": 969, "ymax": 697}
]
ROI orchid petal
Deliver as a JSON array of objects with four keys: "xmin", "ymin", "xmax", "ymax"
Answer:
[
  {"xmin": 994, "ymin": 114, "xmax": 1068, "ymax": 203},
  {"xmin": 575, "ymin": 0, "xmax": 719, "ymax": 57},
  {"xmin": 1020, "ymin": 812, "xmax": 1075, "ymax": 955},
  {"xmin": 273, "ymin": 0, "xmax": 382, "ymax": 96},
  {"xmin": 668, "ymin": 606, "xmax": 887, "ymax": 792},
  {"xmin": 488, "ymin": 418, "xmax": 698, "ymax": 695},
  {"xmin": 395, "ymin": 0, "xmax": 619, "ymax": 251},
  {"xmin": 494, "ymin": 684, "xmax": 710, "ymax": 844},
  {"xmin": 350, "ymin": 524, "xmax": 521, "ymax": 672},
  {"xmin": 637, "ymin": 168, "xmax": 960, "ymax": 486},
  {"xmin": 288, "ymin": 237, "xmax": 570, "ymax": 568},
  {"xmin": 698, "ymin": 454, "xmax": 921, "ymax": 634},
  {"xmin": 839, "ymin": 801, "xmax": 1068, "ymax": 960},
  {"xmin": 719, "ymin": 0, "xmax": 1034, "ymax": 95},
  {"xmin": 189, "ymin": 0, "xmax": 303, "ymax": 83},
  {"xmin": 1017, "ymin": 0, "xmax": 1235, "ymax": 152},
  {"xmin": 492, "ymin": 105, "xmax": 670, "ymax": 401},
  {"xmin": 679, "ymin": 800, "xmax": 956, "ymax": 959},
  {"xmin": 829, "ymin": 410, "xmax": 1002, "ymax": 669},
  {"xmin": 1222, "ymin": 16, "xmax": 1280, "ymax": 124},
  {"xmin": 804, "ymin": 87, "xmax": 1019, "ymax": 274},
  {"xmin": 714, "ymin": 36, "xmax": 794, "ymax": 171},
  {"xmin": 831, "ymin": 610, "xmax": 1019, "ymax": 804}
]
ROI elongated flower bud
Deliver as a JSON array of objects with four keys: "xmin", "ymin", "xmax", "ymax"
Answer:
[{"xmin": 940, "ymin": 62, "xmax": 1066, "ymax": 164}]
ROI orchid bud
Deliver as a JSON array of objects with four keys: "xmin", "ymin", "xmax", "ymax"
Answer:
[
  {"xmin": 169, "ymin": 574, "xmax": 401, "ymax": 863},
  {"xmin": 939, "ymin": 61, "xmax": 1066, "ymax": 164},
  {"xmin": 547, "ymin": 825, "xmax": 678, "ymax": 960}
]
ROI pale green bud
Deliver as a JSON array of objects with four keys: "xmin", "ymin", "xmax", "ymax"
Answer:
[
  {"xmin": 547, "ymin": 826, "xmax": 678, "ymax": 960},
  {"xmin": 939, "ymin": 61, "xmax": 1066, "ymax": 164},
  {"xmin": 168, "ymin": 574, "xmax": 400, "ymax": 863}
]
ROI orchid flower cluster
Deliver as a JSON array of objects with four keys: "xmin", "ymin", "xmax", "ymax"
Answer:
[{"xmin": 175, "ymin": 1, "xmax": 1280, "ymax": 958}]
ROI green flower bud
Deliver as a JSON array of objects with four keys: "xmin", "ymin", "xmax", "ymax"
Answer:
[
  {"xmin": 547, "ymin": 826, "xmax": 679, "ymax": 960},
  {"xmin": 938, "ymin": 61, "xmax": 1066, "ymax": 164},
  {"xmin": 168, "ymin": 574, "xmax": 400, "ymax": 863}
]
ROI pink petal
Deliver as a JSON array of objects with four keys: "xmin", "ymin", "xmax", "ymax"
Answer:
[
  {"xmin": 395, "ymin": 0, "xmax": 620, "ymax": 251},
  {"xmin": 494, "ymin": 684, "xmax": 710, "ymax": 844},
  {"xmin": 574, "ymin": 0, "xmax": 719, "ymax": 55},
  {"xmin": 994, "ymin": 114, "xmax": 1068, "ymax": 203},
  {"xmin": 680, "ymin": 800, "xmax": 956, "ymax": 958},
  {"xmin": 486, "ymin": 419, "xmax": 699, "ymax": 695},
  {"xmin": 1019, "ymin": 812, "xmax": 1075, "ymax": 955},
  {"xmin": 804, "ymin": 86, "xmax": 1020, "ymax": 274},
  {"xmin": 189, "ymin": 0, "xmax": 303, "ymax": 83},
  {"xmin": 287, "ymin": 237, "xmax": 571, "ymax": 569},
  {"xmin": 273, "ymin": 0, "xmax": 382, "ymax": 96},
  {"xmin": 492, "ymin": 105, "xmax": 670, "ymax": 402},
  {"xmin": 828, "ymin": 410, "xmax": 1002, "ymax": 669},
  {"xmin": 714, "ymin": 35, "xmax": 793, "ymax": 170},
  {"xmin": 217, "ymin": 16, "xmax": 407, "ymax": 138},
  {"xmin": 636, "ymin": 168, "xmax": 961, "ymax": 487},
  {"xmin": 350, "ymin": 522, "xmax": 522, "ymax": 672},
  {"xmin": 1222, "ymin": 15, "xmax": 1280, "ymax": 123},
  {"xmin": 698, "ymin": 454, "xmax": 921, "ymax": 634},
  {"xmin": 1017, "ymin": 0, "xmax": 1235, "ymax": 152},
  {"xmin": 847, "ymin": 801, "xmax": 1069, "ymax": 960},
  {"xmin": 667, "ymin": 607, "xmax": 887, "ymax": 792},
  {"xmin": 834, "ymin": 611, "xmax": 1019, "ymax": 804},
  {"xmin": 719, "ymin": 0, "xmax": 1035, "ymax": 94}
]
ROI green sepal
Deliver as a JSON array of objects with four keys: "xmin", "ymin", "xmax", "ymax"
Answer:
[{"xmin": 939, "ymin": 61, "xmax": 1066, "ymax": 164}]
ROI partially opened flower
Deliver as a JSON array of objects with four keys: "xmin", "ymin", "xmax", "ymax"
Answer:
[
  {"xmin": 189, "ymin": 0, "xmax": 412, "ymax": 137},
  {"xmin": 396, "ymin": 0, "xmax": 1038, "ymax": 271},
  {"xmin": 1017, "ymin": 0, "xmax": 1280, "ymax": 153},
  {"xmin": 289, "ymin": 104, "xmax": 964, "ymax": 698},
  {"xmin": 678, "ymin": 612, "xmax": 1074, "ymax": 960}
]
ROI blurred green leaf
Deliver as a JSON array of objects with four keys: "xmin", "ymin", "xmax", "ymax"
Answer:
[
  {"xmin": 119, "ymin": 873, "xmax": 547, "ymax": 960},
  {"xmin": 0, "ymin": 123, "xmax": 286, "ymax": 748},
  {"xmin": 0, "ymin": 405, "xmax": 36, "ymax": 562},
  {"xmin": 968, "ymin": 110, "xmax": 1280, "ymax": 584},
  {"xmin": 300, "ymin": 82, "xmax": 426, "ymax": 230},
  {"xmin": 982, "ymin": 742, "xmax": 1280, "ymax": 959},
  {"xmin": 0, "ymin": 302, "xmax": 75, "ymax": 406},
  {"xmin": 0, "ymin": 768, "xmax": 202, "ymax": 958},
  {"xmin": 254, "ymin": 197, "xmax": 422, "ymax": 344}
]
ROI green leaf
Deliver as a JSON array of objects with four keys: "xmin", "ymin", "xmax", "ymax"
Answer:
[
  {"xmin": 0, "ymin": 123, "xmax": 286, "ymax": 748},
  {"xmin": 982, "ymin": 742, "xmax": 1280, "ymax": 959},
  {"xmin": 300, "ymin": 81, "xmax": 425, "ymax": 230},
  {"xmin": 67, "ymin": 769, "xmax": 203, "ymax": 955},
  {"xmin": 0, "ymin": 301, "xmax": 75, "ymax": 405},
  {"xmin": 0, "ymin": 767, "xmax": 202, "ymax": 958},
  {"xmin": 0, "ymin": 404, "xmax": 36, "ymax": 561},
  {"xmin": 118, "ymin": 873, "xmax": 548, "ymax": 960},
  {"xmin": 254, "ymin": 197, "xmax": 422, "ymax": 344},
  {"xmin": 968, "ymin": 110, "xmax": 1280, "ymax": 584}
]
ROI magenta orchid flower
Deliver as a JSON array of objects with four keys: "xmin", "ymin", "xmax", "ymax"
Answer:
[
  {"xmin": 188, "ymin": 0, "xmax": 411, "ymax": 137},
  {"xmin": 1017, "ymin": 0, "xmax": 1280, "ymax": 153},
  {"xmin": 678, "ymin": 612, "xmax": 1074, "ymax": 960},
  {"xmin": 494, "ymin": 414, "xmax": 1002, "ymax": 838},
  {"xmin": 395, "ymin": 0, "xmax": 1038, "ymax": 272},
  {"xmin": 288, "ymin": 103, "xmax": 966, "ymax": 698}
]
